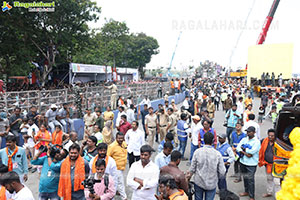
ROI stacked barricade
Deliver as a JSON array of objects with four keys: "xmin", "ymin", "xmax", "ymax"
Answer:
[{"xmin": 0, "ymin": 82, "xmax": 170, "ymax": 117}]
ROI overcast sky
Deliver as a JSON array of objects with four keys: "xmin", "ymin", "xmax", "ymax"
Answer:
[{"xmin": 91, "ymin": 0, "xmax": 300, "ymax": 72}]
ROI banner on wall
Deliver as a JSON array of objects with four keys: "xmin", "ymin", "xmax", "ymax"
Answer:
[{"xmin": 70, "ymin": 63, "xmax": 106, "ymax": 73}]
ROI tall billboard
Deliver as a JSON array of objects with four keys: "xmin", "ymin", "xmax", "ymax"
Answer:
[{"xmin": 247, "ymin": 43, "xmax": 294, "ymax": 85}]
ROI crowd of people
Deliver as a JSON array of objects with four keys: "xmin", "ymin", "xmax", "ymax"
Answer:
[{"xmin": 0, "ymin": 76, "xmax": 299, "ymax": 200}]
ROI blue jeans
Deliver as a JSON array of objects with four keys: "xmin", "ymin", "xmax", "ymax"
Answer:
[
  {"xmin": 218, "ymin": 165, "xmax": 230, "ymax": 190},
  {"xmin": 190, "ymin": 143, "xmax": 199, "ymax": 161},
  {"xmin": 226, "ymin": 127, "xmax": 235, "ymax": 144},
  {"xmin": 39, "ymin": 192, "xmax": 60, "ymax": 200},
  {"xmin": 194, "ymin": 183, "xmax": 216, "ymax": 200},
  {"xmin": 179, "ymin": 140, "xmax": 187, "ymax": 158}
]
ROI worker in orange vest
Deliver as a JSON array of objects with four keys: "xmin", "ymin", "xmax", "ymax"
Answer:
[{"xmin": 170, "ymin": 79, "xmax": 175, "ymax": 95}]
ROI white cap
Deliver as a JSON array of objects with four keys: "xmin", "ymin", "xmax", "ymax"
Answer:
[{"xmin": 51, "ymin": 104, "xmax": 57, "ymax": 109}]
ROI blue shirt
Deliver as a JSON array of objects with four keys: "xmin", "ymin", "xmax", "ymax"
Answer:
[
  {"xmin": 225, "ymin": 109, "xmax": 241, "ymax": 128},
  {"xmin": 31, "ymin": 156, "xmax": 63, "ymax": 193},
  {"xmin": 236, "ymin": 136, "xmax": 261, "ymax": 166},
  {"xmin": 231, "ymin": 131, "xmax": 247, "ymax": 147},
  {"xmin": 154, "ymin": 151, "xmax": 171, "ymax": 169},
  {"xmin": 0, "ymin": 146, "xmax": 28, "ymax": 176},
  {"xmin": 158, "ymin": 140, "xmax": 175, "ymax": 153},
  {"xmin": 199, "ymin": 128, "xmax": 215, "ymax": 147}
]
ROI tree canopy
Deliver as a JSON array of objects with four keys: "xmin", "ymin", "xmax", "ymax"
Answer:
[{"xmin": 0, "ymin": 0, "xmax": 159, "ymax": 83}]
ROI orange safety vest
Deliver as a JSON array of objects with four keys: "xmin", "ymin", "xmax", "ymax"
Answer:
[{"xmin": 171, "ymin": 81, "xmax": 175, "ymax": 89}]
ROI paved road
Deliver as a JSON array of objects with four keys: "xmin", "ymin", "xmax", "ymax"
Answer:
[{"xmin": 27, "ymin": 97, "xmax": 276, "ymax": 200}]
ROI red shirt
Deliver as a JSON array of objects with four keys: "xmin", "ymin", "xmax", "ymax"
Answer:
[{"xmin": 119, "ymin": 121, "xmax": 132, "ymax": 135}]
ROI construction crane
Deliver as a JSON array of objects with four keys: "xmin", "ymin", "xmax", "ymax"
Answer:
[
  {"xmin": 167, "ymin": 31, "xmax": 182, "ymax": 77},
  {"xmin": 257, "ymin": 0, "xmax": 280, "ymax": 44}
]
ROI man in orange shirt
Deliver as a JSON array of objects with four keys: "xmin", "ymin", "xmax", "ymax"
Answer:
[
  {"xmin": 170, "ymin": 79, "xmax": 175, "ymax": 95},
  {"xmin": 156, "ymin": 175, "xmax": 188, "ymax": 200}
]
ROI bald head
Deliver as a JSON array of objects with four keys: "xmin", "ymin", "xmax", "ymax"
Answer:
[{"xmin": 70, "ymin": 131, "xmax": 78, "ymax": 142}]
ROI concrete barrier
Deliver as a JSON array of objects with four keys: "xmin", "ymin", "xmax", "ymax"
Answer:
[
  {"xmin": 0, "ymin": 92, "xmax": 189, "ymax": 147},
  {"xmin": 65, "ymin": 92, "xmax": 188, "ymax": 141}
]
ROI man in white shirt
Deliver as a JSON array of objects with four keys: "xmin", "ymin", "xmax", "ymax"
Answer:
[
  {"xmin": 116, "ymin": 106, "xmax": 127, "ymax": 129},
  {"xmin": 197, "ymin": 90, "xmax": 203, "ymax": 100},
  {"xmin": 126, "ymin": 104, "xmax": 135, "ymax": 124},
  {"xmin": 190, "ymin": 115, "xmax": 203, "ymax": 161},
  {"xmin": 63, "ymin": 131, "xmax": 79, "ymax": 152},
  {"xmin": 57, "ymin": 103, "xmax": 74, "ymax": 133},
  {"xmin": 127, "ymin": 97, "xmax": 133, "ymax": 107},
  {"xmin": 24, "ymin": 118, "xmax": 39, "ymax": 170},
  {"xmin": 182, "ymin": 96, "xmax": 189, "ymax": 110},
  {"xmin": 154, "ymin": 141, "xmax": 173, "ymax": 169},
  {"xmin": 242, "ymin": 114, "xmax": 261, "ymax": 140},
  {"xmin": 45, "ymin": 104, "xmax": 62, "ymax": 133},
  {"xmin": 127, "ymin": 145, "xmax": 159, "ymax": 200},
  {"xmin": 0, "ymin": 171, "xmax": 34, "ymax": 200},
  {"xmin": 140, "ymin": 96, "xmax": 151, "ymax": 108},
  {"xmin": 237, "ymin": 97, "xmax": 244, "ymax": 116},
  {"xmin": 125, "ymin": 121, "xmax": 145, "ymax": 167},
  {"xmin": 174, "ymin": 80, "xmax": 179, "ymax": 93},
  {"xmin": 93, "ymin": 124, "xmax": 103, "ymax": 144}
]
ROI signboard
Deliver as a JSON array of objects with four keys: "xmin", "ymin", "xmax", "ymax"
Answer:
[
  {"xmin": 70, "ymin": 63, "xmax": 107, "ymax": 73},
  {"xmin": 117, "ymin": 68, "xmax": 126, "ymax": 73},
  {"xmin": 247, "ymin": 43, "xmax": 294, "ymax": 86},
  {"xmin": 230, "ymin": 70, "xmax": 247, "ymax": 77},
  {"xmin": 126, "ymin": 68, "xmax": 138, "ymax": 73}
]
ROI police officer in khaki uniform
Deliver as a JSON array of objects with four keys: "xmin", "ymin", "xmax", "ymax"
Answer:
[
  {"xmin": 105, "ymin": 81, "xmax": 118, "ymax": 110},
  {"xmin": 83, "ymin": 108, "xmax": 97, "ymax": 139},
  {"xmin": 157, "ymin": 108, "xmax": 169, "ymax": 142},
  {"xmin": 145, "ymin": 107, "xmax": 157, "ymax": 147},
  {"xmin": 166, "ymin": 108, "xmax": 178, "ymax": 147}
]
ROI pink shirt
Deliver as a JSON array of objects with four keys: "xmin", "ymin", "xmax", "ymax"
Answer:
[{"xmin": 84, "ymin": 174, "xmax": 116, "ymax": 200}]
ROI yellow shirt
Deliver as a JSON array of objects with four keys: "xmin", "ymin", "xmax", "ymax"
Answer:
[
  {"xmin": 103, "ymin": 111, "xmax": 114, "ymax": 121},
  {"xmin": 107, "ymin": 141, "xmax": 127, "ymax": 170},
  {"xmin": 244, "ymin": 98, "xmax": 252, "ymax": 107}
]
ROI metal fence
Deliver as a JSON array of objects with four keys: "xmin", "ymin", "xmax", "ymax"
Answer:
[{"xmin": 0, "ymin": 82, "xmax": 170, "ymax": 117}]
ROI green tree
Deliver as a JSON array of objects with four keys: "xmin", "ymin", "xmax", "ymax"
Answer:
[
  {"xmin": 98, "ymin": 19, "xmax": 130, "ymax": 68},
  {"xmin": 126, "ymin": 33, "xmax": 159, "ymax": 79},
  {"xmin": 0, "ymin": 0, "xmax": 101, "ymax": 85}
]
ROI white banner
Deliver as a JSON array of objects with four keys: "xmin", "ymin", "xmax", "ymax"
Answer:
[{"xmin": 70, "ymin": 63, "xmax": 107, "ymax": 73}]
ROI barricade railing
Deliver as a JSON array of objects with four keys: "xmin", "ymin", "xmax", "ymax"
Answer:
[{"xmin": 0, "ymin": 82, "xmax": 170, "ymax": 117}]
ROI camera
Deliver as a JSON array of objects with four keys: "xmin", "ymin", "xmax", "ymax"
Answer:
[
  {"xmin": 82, "ymin": 177, "xmax": 101, "ymax": 194},
  {"xmin": 38, "ymin": 144, "xmax": 61, "ymax": 158},
  {"xmin": 38, "ymin": 145, "xmax": 48, "ymax": 153}
]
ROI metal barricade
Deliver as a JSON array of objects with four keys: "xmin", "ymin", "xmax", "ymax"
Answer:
[{"xmin": 0, "ymin": 82, "xmax": 171, "ymax": 118}]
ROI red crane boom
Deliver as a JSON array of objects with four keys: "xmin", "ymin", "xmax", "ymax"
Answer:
[{"xmin": 257, "ymin": 0, "xmax": 281, "ymax": 45}]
